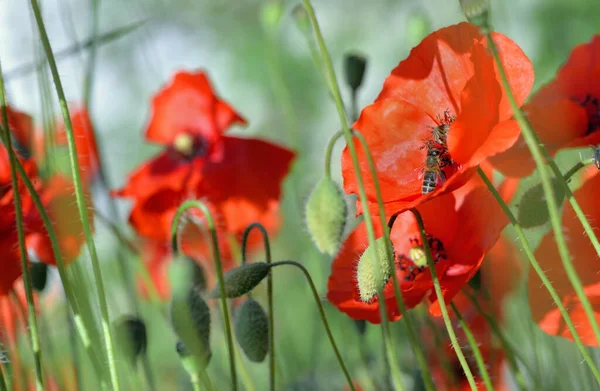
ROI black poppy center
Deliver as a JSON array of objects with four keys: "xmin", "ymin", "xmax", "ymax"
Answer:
[
  {"xmin": 575, "ymin": 94, "xmax": 600, "ymax": 135},
  {"xmin": 396, "ymin": 234, "xmax": 447, "ymax": 282}
]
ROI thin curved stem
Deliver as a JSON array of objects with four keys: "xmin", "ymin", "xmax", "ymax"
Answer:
[
  {"xmin": 0, "ymin": 60, "xmax": 45, "ymax": 391},
  {"xmin": 170, "ymin": 200, "xmax": 237, "ymax": 390},
  {"xmin": 83, "ymin": 0, "xmax": 100, "ymax": 107},
  {"xmin": 450, "ymin": 302, "xmax": 494, "ymax": 391},
  {"xmin": 486, "ymin": 31, "xmax": 600, "ymax": 346},
  {"xmin": 241, "ymin": 223, "xmax": 275, "ymax": 391},
  {"xmin": 410, "ymin": 209, "xmax": 478, "ymax": 390},
  {"xmin": 563, "ymin": 158, "xmax": 594, "ymax": 183},
  {"xmin": 29, "ymin": 0, "xmax": 120, "ymax": 389},
  {"xmin": 477, "ymin": 167, "xmax": 600, "ymax": 383},
  {"xmin": 324, "ymin": 130, "xmax": 345, "ymax": 179},
  {"xmin": 272, "ymin": 260, "xmax": 355, "ymax": 391}
]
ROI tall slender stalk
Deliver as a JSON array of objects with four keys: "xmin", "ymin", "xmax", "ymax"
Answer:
[
  {"xmin": 0, "ymin": 362, "xmax": 6, "ymax": 391},
  {"xmin": 410, "ymin": 209, "xmax": 477, "ymax": 390},
  {"xmin": 477, "ymin": 167, "xmax": 600, "ymax": 384},
  {"xmin": 29, "ymin": 1, "xmax": 120, "ymax": 388},
  {"xmin": 170, "ymin": 200, "xmax": 237, "ymax": 390},
  {"xmin": 0, "ymin": 59, "xmax": 45, "ymax": 391}
]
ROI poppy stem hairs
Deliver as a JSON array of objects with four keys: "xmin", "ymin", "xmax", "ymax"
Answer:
[
  {"xmin": 485, "ymin": 27, "xmax": 600, "ymax": 346},
  {"xmin": 477, "ymin": 167, "xmax": 600, "ymax": 384},
  {"xmin": 241, "ymin": 223, "xmax": 275, "ymax": 391},
  {"xmin": 29, "ymin": 0, "xmax": 121, "ymax": 389},
  {"xmin": 0, "ymin": 60, "xmax": 45, "ymax": 391},
  {"xmin": 170, "ymin": 200, "xmax": 238, "ymax": 390}
]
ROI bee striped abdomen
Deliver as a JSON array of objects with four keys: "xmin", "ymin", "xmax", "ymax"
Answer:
[{"xmin": 421, "ymin": 171, "xmax": 437, "ymax": 194}]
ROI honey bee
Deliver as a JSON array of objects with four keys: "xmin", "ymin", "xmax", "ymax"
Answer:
[
  {"xmin": 420, "ymin": 144, "xmax": 447, "ymax": 195},
  {"xmin": 432, "ymin": 123, "xmax": 450, "ymax": 145}
]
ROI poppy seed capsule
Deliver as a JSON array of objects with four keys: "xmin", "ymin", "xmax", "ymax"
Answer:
[
  {"xmin": 305, "ymin": 177, "xmax": 347, "ymax": 256},
  {"xmin": 234, "ymin": 298, "xmax": 270, "ymax": 362},
  {"xmin": 171, "ymin": 288, "xmax": 211, "ymax": 360},
  {"xmin": 29, "ymin": 262, "xmax": 48, "ymax": 292},
  {"xmin": 459, "ymin": 0, "xmax": 490, "ymax": 30},
  {"xmin": 208, "ymin": 263, "xmax": 272, "ymax": 299},
  {"xmin": 356, "ymin": 237, "xmax": 394, "ymax": 303},
  {"xmin": 114, "ymin": 316, "xmax": 148, "ymax": 366},
  {"xmin": 517, "ymin": 180, "xmax": 565, "ymax": 229},
  {"xmin": 344, "ymin": 54, "xmax": 368, "ymax": 91}
]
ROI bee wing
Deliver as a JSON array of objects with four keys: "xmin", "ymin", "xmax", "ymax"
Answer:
[
  {"xmin": 412, "ymin": 165, "xmax": 425, "ymax": 179},
  {"xmin": 437, "ymin": 170, "xmax": 447, "ymax": 185}
]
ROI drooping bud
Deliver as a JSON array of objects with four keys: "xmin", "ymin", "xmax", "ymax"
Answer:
[
  {"xmin": 305, "ymin": 177, "xmax": 347, "ymax": 256},
  {"xmin": 208, "ymin": 263, "xmax": 271, "ymax": 299},
  {"xmin": 356, "ymin": 237, "xmax": 394, "ymax": 303},
  {"xmin": 114, "ymin": 315, "xmax": 148, "ymax": 366},
  {"xmin": 459, "ymin": 0, "xmax": 490, "ymax": 30},
  {"xmin": 517, "ymin": 180, "xmax": 565, "ymax": 228},
  {"xmin": 171, "ymin": 288, "xmax": 211, "ymax": 361},
  {"xmin": 29, "ymin": 262, "xmax": 48, "ymax": 292},
  {"xmin": 261, "ymin": 0, "xmax": 283, "ymax": 32},
  {"xmin": 292, "ymin": 5, "xmax": 311, "ymax": 35},
  {"xmin": 234, "ymin": 298, "xmax": 269, "ymax": 362},
  {"xmin": 344, "ymin": 53, "xmax": 367, "ymax": 91}
]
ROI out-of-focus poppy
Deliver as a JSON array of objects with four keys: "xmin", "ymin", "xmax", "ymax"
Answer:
[
  {"xmin": 490, "ymin": 35, "xmax": 600, "ymax": 177},
  {"xmin": 342, "ymin": 22, "xmax": 533, "ymax": 216},
  {"xmin": 327, "ymin": 184, "xmax": 508, "ymax": 324},
  {"xmin": 528, "ymin": 170, "xmax": 600, "ymax": 346}
]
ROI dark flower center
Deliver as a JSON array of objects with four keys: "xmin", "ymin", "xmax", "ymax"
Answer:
[
  {"xmin": 574, "ymin": 94, "xmax": 600, "ymax": 135},
  {"xmin": 172, "ymin": 132, "xmax": 209, "ymax": 160},
  {"xmin": 396, "ymin": 234, "xmax": 447, "ymax": 282}
]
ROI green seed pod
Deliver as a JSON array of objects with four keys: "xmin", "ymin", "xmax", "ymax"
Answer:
[
  {"xmin": 29, "ymin": 262, "xmax": 48, "ymax": 292},
  {"xmin": 305, "ymin": 177, "xmax": 347, "ymax": 256},
  {"xmin": 171, "ymin": 288, "xmax": 211, "ymax": 360},
  {"xmin": 234, "ymin": 298, "xmax": 269, "ymax": 362},
  {"xmin": 459, "ymin": 0, "xmax": 490, "ymax": 30},
  {"xmin": 517, "ymin": 180, "xmax": 565, "ymax": 229},
  {"xmin": 114, "ymin": 315, "xmax": 148, "ymax": 366},
  {"xmin": 208, "ymin": 263, "xmax": 272, "ymax": 299},
  {"xmin": 344, "ymin": 53, "xmax": 367, "ymax": 91},
  {"xmin": 356, "ymin": 237, "xmax": 394, "ymax": 303}
]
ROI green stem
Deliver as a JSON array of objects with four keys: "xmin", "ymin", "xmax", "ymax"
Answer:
[
  {"xmin": 191, "ymin": 374, "xmax": 201, "ymax": 391},
  {"xmin": 299, "ymin": 3, "xmax": 404, "ymax": 387},
  {"xmin": 450, "ymin": 302, "xmax": 494, "ymax": 391},
  {"xmin": 241, "ymin": 223, "xmax": 275, "ymax": 391},
  {"xmin": 563, "ymin": 158, "xmax": 594, "ymax": 183},
  {"xmin": 410, "ymin": 209, "xmax": 477, "ymax": 390},
  {"xmin": 273, "ymin": 260, "xmax": 355, "ymax": 391},
  {"xmin": 83, "ymin": 0, "xmax": 100, "ymax": 107},
  {"xmin": 0, "ymin": 362, "xmax": 6, "ymax": 391},
  {"xmin": 29, "ymin": 0, "xmax": 121, "ymax": 389},
  {"xmin": 170, "ymin": 200, "xmax": 237, "ymax": 390},
  {"xmin": 486, "ymin": 31, "xmax": 600, "ymax": 346},
  {"xmin": 0, "ymin": 60, "xmax": 45, "ymax": 391},
  {"xmin": 324, "ymin": 130, "xmax": 344, "ymax": 179},
  {"xmin": 477, "ymin": 167, "xmax": 600, "ymax": 383}
]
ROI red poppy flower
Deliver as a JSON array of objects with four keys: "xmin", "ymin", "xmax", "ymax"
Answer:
[
  {"xmin": 342, "ymin": 22, "xmax": 533, "ymax": 216},
  {"xmin": 490, "ymin": 35, "xmax": 600, "ymax": 177},
  {"xmin": 327, "ymin": 183, "xmax": 508, "ymax": 324},
  {"xmin": 0, "ymin": 106, "xmax": 33, "ymax": 157},
  {"xmin": 528, "ymin": 170, "xmax": 600, "ymax": 346}
]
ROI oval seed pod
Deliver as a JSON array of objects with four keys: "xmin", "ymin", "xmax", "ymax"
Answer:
[
  {"xmin": 208, "ymin": 263, "xmax": 272, "ymax": 299},
  {"xmin": 114, "ymin": 315, "xmax": 148, "ymax": 366},
  {"xmin": 305, "ymin": 177, "xmax": 347, "ymax": 256},
  {"xmin": 344, "ymin": 53, "xmax": 367, "ymax": 91},
  {"xmin": 517, "ymin": 179, "xmax": 565, "ymax": 229},
  {"xmin": 234, "ymin": 298, "xmax": 269, "ymax": 362},
  {"xmin": 356, "ymin": 237, "xmax": 394, "ymax": 303},
  {"xmin": 171, "ymin": 288, "xmax": 211, "ymax": 361},
  {"xmin": 29, "ymin": 262, "xmax": 48, "ymax": 292}
]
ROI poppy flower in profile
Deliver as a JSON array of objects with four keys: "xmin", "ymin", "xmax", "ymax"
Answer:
[
  {"xmin": 327, "ymin": 184, "xmax": 508, "ymax": 324},
  {"xmin": 342, "ymin": 22, "xmax": 534, "ymax": 216},
  {"xmin": 528, "ymin": 170, "xmax": 600, "ymax": 346}
]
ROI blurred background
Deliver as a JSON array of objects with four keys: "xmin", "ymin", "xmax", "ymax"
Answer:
[{"xmin": 1, "ymin": 0, "xmax": 600, "ymax": 389}]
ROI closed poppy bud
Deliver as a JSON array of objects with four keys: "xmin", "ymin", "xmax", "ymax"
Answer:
[
  {"xmin": 344, "ymin": 53, "xmax": 368, "ymax": 91},
  {"xmin": 176, "ymin": 340, "xmax": 212, "ymax": 373},
  {"xmin": 305, "ymin": 177, "xmax": 347, "ymax": 256},
  {"xmin": 29, "ymin": 262, "xmax": 48, "ymax": 292},
  {"xmin": 234, "ymin": 298, "xmax": 269, "ymax": 362},
  {"xmin": 459, "ymin": 0, "xmax": 490, "ymax": 30},
  {"xmin": 114, "ymin": 316, "xmax": 148, "ymax": 366},
  {"xmin": 171, "ymin": 288, "xmax": 211, "ymax": 360},
  {"xmin": 208, "ymin": 263, "xmax": 272, "ymax": 299},
  {"xmin": 261, "ymin": 0, "xmax": 283, "ymax": 31},
  {"xmin": 517, "ymin": 180, "xmax": 565, "ymax": 228},
  {"xmin": 292, "ymin": 5, "xmax": 311, "ymax": 35},
  {"xmin": 356, "ymin": 237, "xmax": 394, "ymax": 303}
]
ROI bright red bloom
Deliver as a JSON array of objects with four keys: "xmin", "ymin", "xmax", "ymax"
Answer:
[
  {"xmin": 342, "ymin": 23, "xmax": 533, "ymax": 216},
  {"xmin": 528, "ymin": 170, "xmax": 600, "ymax": 346},
  {"xmin": 327, "ymin": 184, "xmax": 508, "ymax": 324},
  {"xmin": 490, "ymin": 35, "xmax": 600, "ymax": 177}
]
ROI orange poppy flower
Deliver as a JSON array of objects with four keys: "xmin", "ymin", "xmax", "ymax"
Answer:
[
  {"xmin": 490, "ymin": 35, "xmax": 600, "ymax": 177},
  {"xmin": 327, "ymin": 184, "xmax": 508, "ymax": 324},
  {"xmin": 528, "ymin": 170, "xmax": 600, "ymax": 346},
  {"xmin": 342, "ymin": 22, "xmax": 533, "ymax": 216}
]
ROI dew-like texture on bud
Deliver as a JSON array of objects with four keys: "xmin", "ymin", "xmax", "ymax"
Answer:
[
  {"xmin": 208, "ymin": 263, "xmax": 271, "ymax": 299},
  {"xmin": 356, "ymin": 237, "xmax": 394, "ymax": 303},
  {"xmin": 344, "ymin": 54, "xmax": 367, "ymax": 91},
  {"xmin": 30, "ymin": 262, "xmax": 48, "ymax": 292},
  {"xmin": 305, "ymin": 178, "xmax": 347, "ymax": 256},
  {"xmin": 114, "ymin": 315, "xmax": 148, "ymax": 366},
  {"xmin": 234, "ymin": 298, "xmax": 269, "ymax": 362},
  {"xmin": 459, "ymin": 0, "xmax": 490, "ymax": 29},
  {"xmin": 171, "ymin": 288, "xmax": 211, "ymax": 360},
  {"xmin": 517, "ymin": 180, "xmax": 565, "ymax": 228}
]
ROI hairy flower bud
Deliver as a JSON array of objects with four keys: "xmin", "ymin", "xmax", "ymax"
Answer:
[
  {"xmin": 114, "ymin": 315, "xmax": 148, "ymax": 366},
  {"xmin": 305, "ymin": 177, "xmax": 347, "ymax": 256},
  {"xmin": 171, "ymin": 288, "xmax": 211, "ymax": 361},
  {"xmin": 234, "ymin": 298, "xmax": 270, "ymax": 362},
  {"xmin": 356, "ymin": 237, "xmax": 394, "ymax": 303},
  {"xmin": 208, "ymin": 263, "xmax": 272, "ymax": 299}
]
